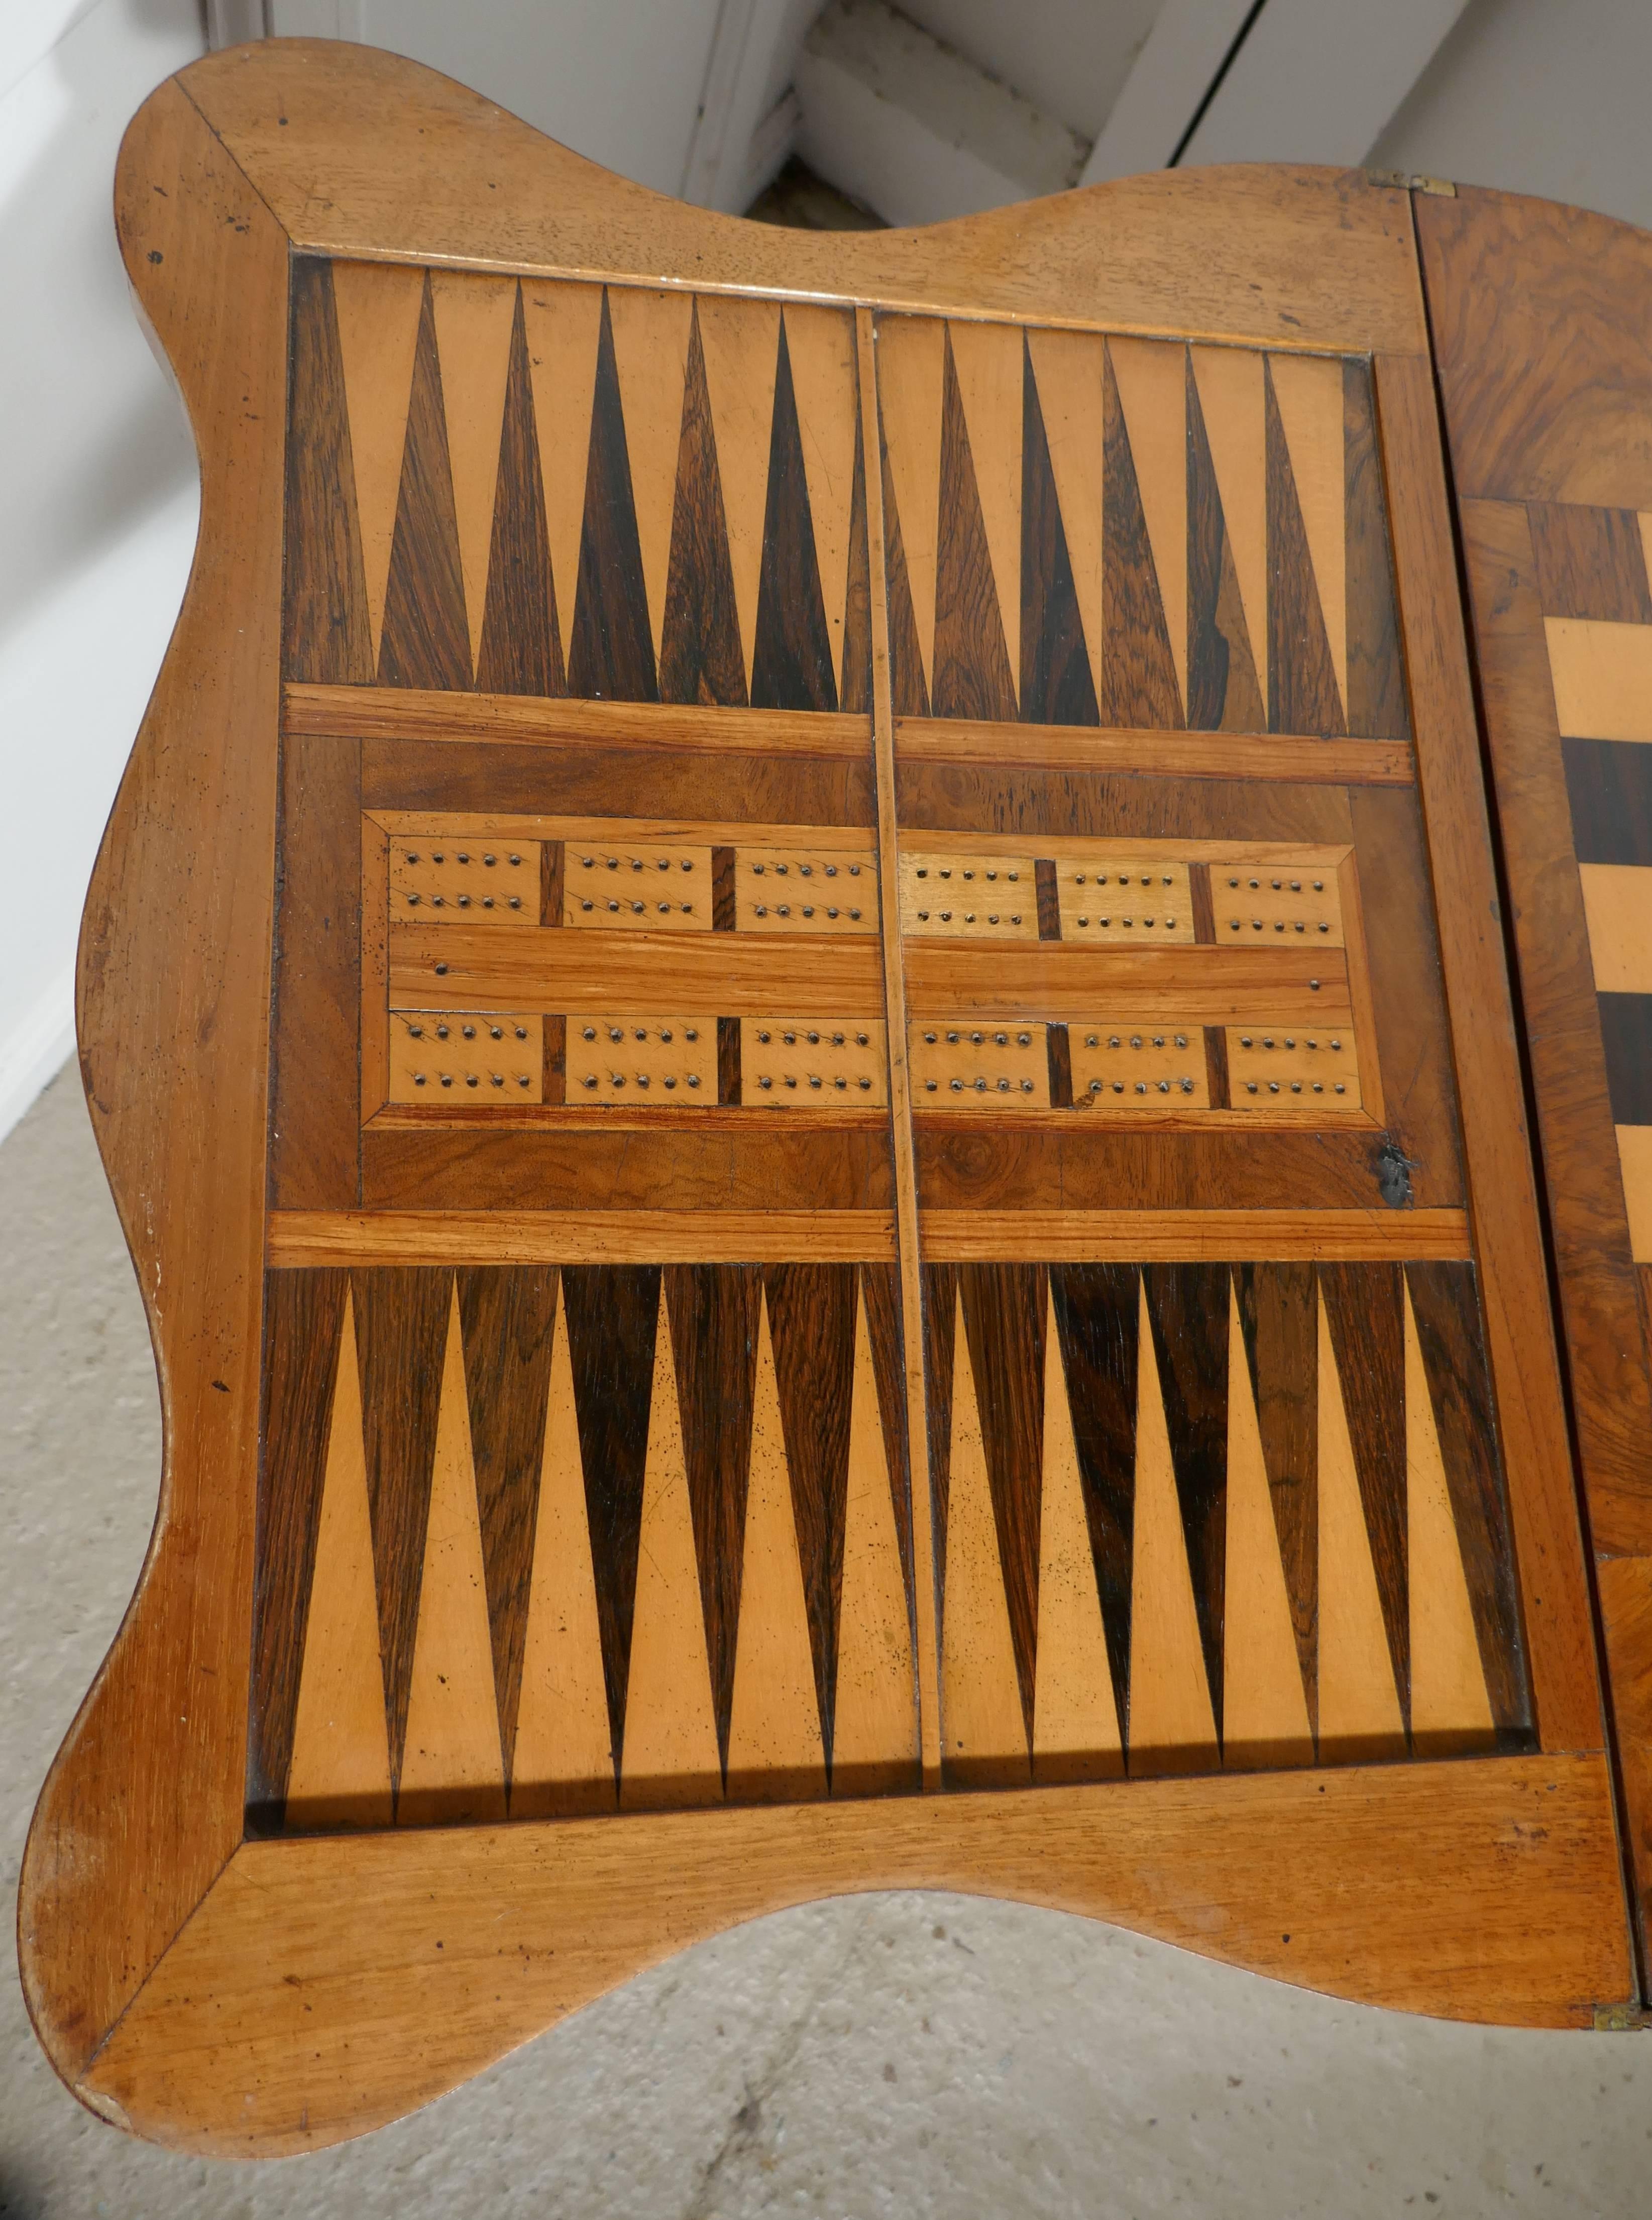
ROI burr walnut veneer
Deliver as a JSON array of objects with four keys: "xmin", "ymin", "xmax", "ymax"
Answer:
[{"xmin": 20, "ymin": 36, "xmax": 1652, "ymax": 2156}]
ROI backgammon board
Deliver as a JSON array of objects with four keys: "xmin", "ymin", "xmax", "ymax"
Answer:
[{"xmin": 20, "ymin": 38, "xmax": 1650, "ymax": 2156}]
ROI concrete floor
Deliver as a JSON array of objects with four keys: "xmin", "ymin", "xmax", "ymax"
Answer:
[{"xmin": 3, "ymin": 1070, "xmax": 1651, "ymax": 2216}]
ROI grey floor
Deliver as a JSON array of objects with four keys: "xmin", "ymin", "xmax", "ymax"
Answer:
[{"xmin": 3, "ymin": 1071, "xmax": 1651, "ymax": 2217}]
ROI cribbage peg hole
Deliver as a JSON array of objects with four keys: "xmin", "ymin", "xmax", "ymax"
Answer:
[
  {"xmin": 567, "ymin": 1017, "xmax": 719, "ymax": 1100},
  {"xmin": 750, "ymin": 1021, "xmax": 879, "ymax": 1092},
  {"xmin": 1078, "ymin": 1029, "xmax": 1200, "ymax": 1098},
  {"xmin": 1220, "ymin": 870, "xmax": 1340, "ymax": 939},
  {"xmin": 1229, "ymin": 1029, "xmax": 1356, "ymax": 1102},
  {"xmin": 912, "ymin": 905, "xmax": 1025, "ymax": 924},
  {"xmin": 743, "ymin": 1021, "xmax": 887, "ymax": 1100},
  {"xmin": 573, "ymin": 848, "xmax": 697, "ymax": 919},
  {"xmin": 912, "ymin": 1026, "xmax": 1046, "ymax": 1103},
  {"xmin": 393, "ymin": 844, "xmax": 533, "ymax": 916},
  {"xmin": 389, "ymin": 1009, "xmax": 543, "ymax": 1101},
  {"xmin": 579, "ymin": 1023, "xmax": 700, "ymax": 1091},
  {"xmin": 910, "ymin": 866, "xmax": 1026, "ymax": 929},
  {"xmin": 568, "ymin": 848, "xmax": 707, "ymax": 925},
  {"xmin": 741, "ymin": 849, "xmax": 873, "ymax": 927}
]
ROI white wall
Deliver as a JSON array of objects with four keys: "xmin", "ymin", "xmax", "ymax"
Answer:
[
  {"xmin": 1373, "ymin": 0, "xmax": 1652, "ymax": 231},
  {"xmin": 0, "ymin": 0, "xmax": 205, "ymax": 1144},
  {"xmin": 900, "ymin": 0, "xmax": 1158, "ymax": 141},
  {"xmin": 270, "ymin": 0, "xmax": 729, "ymax": 198}
]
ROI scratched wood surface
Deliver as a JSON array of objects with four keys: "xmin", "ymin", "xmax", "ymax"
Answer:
[{"xmin": 17, "ymin": 41, "xmax": 1631, "ymax": 2160}]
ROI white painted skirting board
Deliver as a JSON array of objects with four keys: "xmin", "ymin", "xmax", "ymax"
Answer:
[
  {"xmin": 0, "ymin": 480, "xmax": 201, "ymax": 1153},
  {"xmin": 1, "ymin": 0, "xmax": 205, "ymax": 1150},
  {"xmin": 0, "ymin": 967, "xmax": 77, "ymax": 1150}
]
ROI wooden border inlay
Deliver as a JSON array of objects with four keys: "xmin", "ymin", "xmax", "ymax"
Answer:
[
  {"xmin": 896, "ymin": 717, "xmax": 1412, "ymax": 786},
  {"xmin": 267, "ymin": 1209, "xmax": 898, "ymax": 1265},
  {"xmin": 920, "ymin": 1208, "xmax": 1471, "ymax": 1262},
  {"xmin": 861, "ymin": 304, "xmax": 941, "ymax": 1784},
  {"xmin": 287, "ymin": 682, "xmax": 872, "ymax": 759}
]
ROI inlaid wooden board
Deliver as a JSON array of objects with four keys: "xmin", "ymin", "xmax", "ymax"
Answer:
[
  {"xmin": 257, "ymin": 208, "xmax": 1606, "ymax": 1953},
  {"xmin": 1419, "ymin": 180, "xmax": 1652, "ymax": 1987},
  {"xmin": 283, "ymin": 251, "xmax": 873, "ymax": 714},
  {"xmin": 876, "ymin": 317, "xmax": 1408, "ymax": 744},
  {"xmin": 19, "ymin": 42, "xmax": 1631, "ymax": 2159}
]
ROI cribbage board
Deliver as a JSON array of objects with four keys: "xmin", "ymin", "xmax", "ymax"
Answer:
[{"xmin": 21, "ymin": 39, "xmax": 1644, "ymax": 2160}]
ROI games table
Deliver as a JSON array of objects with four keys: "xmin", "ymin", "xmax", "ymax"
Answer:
[{"xmin": 20, "ymin": 35, "xmax": 1652, "ymax": 2154}]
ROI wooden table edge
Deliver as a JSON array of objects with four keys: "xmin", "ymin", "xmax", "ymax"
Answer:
[{"xmin": 74, "ymin": 1750, "xmax": 1631, "ymax": 2156}]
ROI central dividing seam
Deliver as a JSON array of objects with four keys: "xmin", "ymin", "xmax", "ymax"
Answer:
[{"xmin": 858, "ymin": 305, "xmax": 942, "ymax": 1786}]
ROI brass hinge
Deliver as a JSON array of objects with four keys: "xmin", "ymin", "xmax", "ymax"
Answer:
[
  {"xmin": 1592, "ymin": 2001, "xmax": 1651, "ymax": 2031},
  {"xmin": 1366, "ymin": 169, "xmax": 1457, "ymax": 196}
]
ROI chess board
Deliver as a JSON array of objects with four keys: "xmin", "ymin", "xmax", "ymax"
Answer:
[{"xmin": 19, "ymin": 41, "xmax": 1638, "ymax": 2159}]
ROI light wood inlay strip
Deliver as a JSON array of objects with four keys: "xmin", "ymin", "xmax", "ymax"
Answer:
[
  {"xmin": 919, "ymin": 1208, "xmax": 1471, "ymax": 1262},
  {"xmin": 374, "ymin": 813, "xmax": 878, "ymax": 851},
  {"xmin": 901, "ymin": 832, "xmax": 1354, "ymax": 865},
  {"xmin": 286, "ymin": 682, "xmax": 873, "ymax": 758},
  {"xmin": 377, "ymin": 816, "xmax": 1348, "ymax": 864},
  {"xmin": 904, "ymin": 942, "xmax": 1351, "ymax": 1022},
  {"xmin": 896, "ymin": 717, "xmax": 1412, "ymax": 786},
  {"xmin": 363, "ymin": 1104, "xmax": 890, "ymax": 1135},
  {"xmin": 364, "ymin": 1102, "xmax": 1378, "ymax": 1136},
  {"xmin": 268, "ymin": 1210, "xmax": 898, "ymax": 1267},
  {"xmin": 913, "ymin": 1106, "xmax": 1378, "ymax": 1134},
  {"xmin": 388, "ymin": 926, "xmax": 885, "ymax": 1011},
  {"xmin": 861, "ymin": 304, "xmax": 941, "ymax": 1787}
]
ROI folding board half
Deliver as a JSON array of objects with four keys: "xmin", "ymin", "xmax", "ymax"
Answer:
[
  {"xmin": 18, "ymin": 39, "xmax": 1639, "ymax": 2157},
  {"xmin": 1419, "ymin": 181, "xmax": 1652, "ymax": 1999}
]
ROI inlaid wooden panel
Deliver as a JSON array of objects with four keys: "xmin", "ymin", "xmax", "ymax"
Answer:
[
  {"xmin": 734, "ymin": 843, "xmax": 878, "ymax": 932},
  {"xmin": 274, "ymin": 524, "xmax": 1530, "ymax": 1830},
  {"xmin": 1226, "ymin": 1025, "xmax": 1360, "ymax": 1111},
  {"xmin": 563, "ymin": 1018, "xmax": 718, "ymax": 1103},
  {"xmin": 919, "ymin": 1259, "xmax": 1527, "ymax": 1783},
  {"xmin": 388, "ymin": 1012, "xmax": 541, "ymax": 1103},
  {"xmin": 872, "ymin": 291, "xmax": 1535, "ymax": 1824},
  {"xmin": 562, "ymin": 841, "xmax": 712, "ymax": 929},
  {"xmin": 889, "ymin": 823, "xmax": 1377, "ymax": 1140},
  {"xmin": 1210, "ymin": 860, "xmax": 1344, "ymax": 945},
  {"xmin": 366, "ymin": 815, "xmax": 896, "ymax": 1131},
  {"xmin": 1054, "ymin": 859, "xmax": 1192, "ymax": 943},
  {"xmin": 876, "ymin": 319, "xmax": 1408, "ymax": 744},
  {"xmin": 31, "ymin": 51, "xmax": 1635, "ymax": 2160},
  {"xmin": 389, "ymin": 836, "xmax": 540, "ymax": 923},
  {"xmin": 909, "ymin": 1023, "xmax": 1050, "ymax": 1108},
  {"xmin": 283, "ymin": 268, "xmax": 869, "ymax": 714},
  {"xmin": 255, "ymin": 1263, "xmax": 917, "ymax": 1827},
  {"xmin": 740, "ymin": 1020, "xmax": 889, "ymax": 1105},
  {"xmin": 1068, "ymin": 1027, "xmax": 1208, "ymax": 1108},
  {"xmin": 32, "ymin": 42, "xmax": 1648, "ymax": 2167},
  {"xmin": 259, "ymin": 234, "xmax": 909, "ymax": 1839},
  {"xmin": 898, "ymin": 849, "xmax": 1038, "ymax": 937}
]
